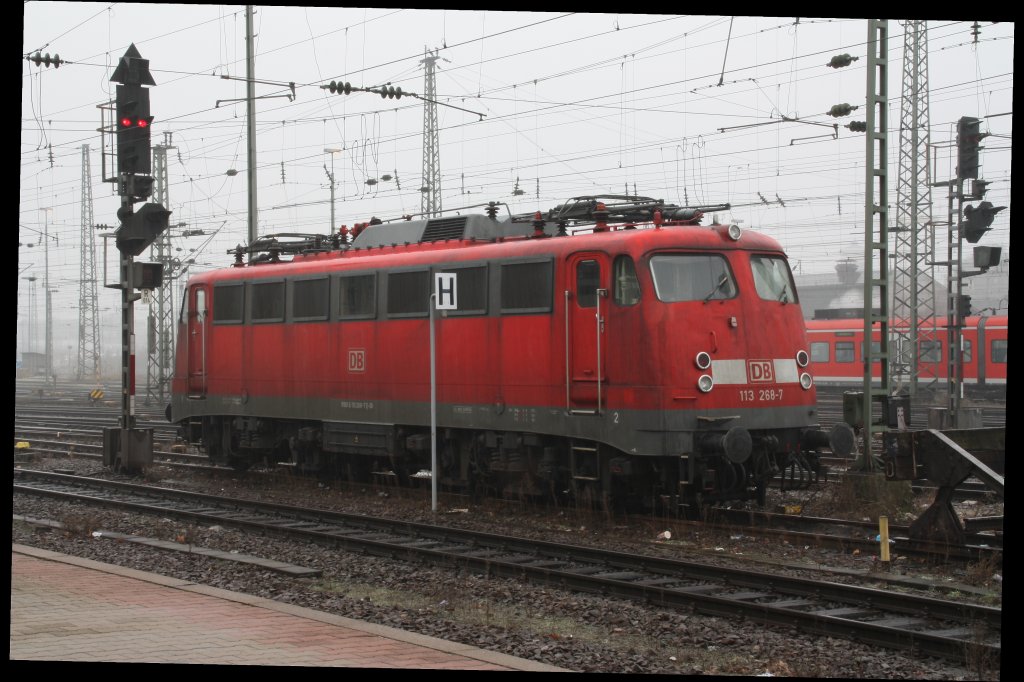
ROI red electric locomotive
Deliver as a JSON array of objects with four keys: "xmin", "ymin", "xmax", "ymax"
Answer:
[
  {"xmin": 170, "ymin": 196, "xmax": 852, "ymax": 512},
  {"xmin": 805, "ymin": 316, "xmax": 1008, "ymax": 396}
]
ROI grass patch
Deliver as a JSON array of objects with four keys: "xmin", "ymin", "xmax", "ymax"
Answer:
[
  {"xmin": 59, "ymin": 512, "xmax": 102, "ymax": 538},
  {"xmin": 828, "ymin": 472, "xmax": 915, "ymax": 519},
  {"xmin": 313, "ymin": 578, "xmax": 666, "ymax": 650}
]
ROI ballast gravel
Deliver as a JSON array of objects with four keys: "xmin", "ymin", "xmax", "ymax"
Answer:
[{"xmin": 12, "ymin": 456, "xmax": 1001, "ymax": 679}]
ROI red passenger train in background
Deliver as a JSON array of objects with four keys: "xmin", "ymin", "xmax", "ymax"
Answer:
[
  {"xmin": 805, "ymin": 316, "xmax": 1008, "ymax": 395},
  {"xmin": 170, "ymin": 196, "xmax": 853, "ymax": 513}
]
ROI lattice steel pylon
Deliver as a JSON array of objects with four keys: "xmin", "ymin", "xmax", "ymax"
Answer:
[
  {"xmin": 856, "ymin": 19, "xmax": 890, "ymax": 471},
  {"xmin": 78, "ymin": 144, "xmax": 101, "ymax": 383},
  {"xmin": 891, "ymin": 20, "xmax": 938, "ymax": 397},
  {"xmin": 145, "ymin": 136, "xmax": 176, "ymax": 405},
  {"xmin": 420, "ymin": 48, "xmax": 442, "ymax": 218}
]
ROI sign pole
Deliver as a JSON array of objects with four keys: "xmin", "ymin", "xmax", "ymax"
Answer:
[
  {"xmin": 429, "ymin": 292, "xmax": 437, "ymax": 513},
  {"xmin": 429, "ymin": 272, "xmax": 457, "ymax": 513}
]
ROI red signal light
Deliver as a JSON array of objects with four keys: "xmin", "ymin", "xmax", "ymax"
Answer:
[
  {"xmin": 120, "ymin": 117, "xmax": 132, "ymax": 128},
  {"xmin": 137, "ymin": 118, "xmax": 149, "ymax": 128}
]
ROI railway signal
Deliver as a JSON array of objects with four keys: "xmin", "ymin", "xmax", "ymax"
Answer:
[
  {"xmin": 957, "ymin": 116, "xmax": 987, "ymax": 180},
  {"xmin": 106, "ymin": 44, "xmax": 160, "ymax": 474},
  {"xmin": 961, "ymin": 201, "xmax": 1005, "ymax": 243},
  {"xmin": 132, "ymin": 261, "xmax": 165, "ymax": 290},
  {"xmin": 115, "ymin": 202, "xmax": 171, "ymax": 256},
  {"xmin": 116, "ymin": 83, "xmax": 152, "ymax": 176}
]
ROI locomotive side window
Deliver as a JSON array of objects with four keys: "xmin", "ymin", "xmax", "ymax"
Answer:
[
  {"xmin": 991, "ymin": 339, "xmax": 1007, "ymax": 363},
  {"xmin": 835, "ymin": 341, "xmax": 855, "ymax": 363},
  {"xmin": 500, "ymin": 261, "xmax": 553, "ymax": 313},
  {"xmin": 576, "ymin": 260, "xmax": 600, "ymax": 308},
  {"xmin": 649, "ymin": 254, "xmax": 735, "ymax": 302},
  {"xmin": 920, "ymin": 340, "xmax": 942, "ymax": 363},
  {"xmin": 387, "ymin": 270, "xmax": 430, "ymax": 317},
  {"xmin": 439, "ymin": 265, "xmax": 487, "ymax": 315},
  {"xmin": 963, "ymin": 339, "xmax": 973, "ymax": 363},
  {"xmin": 212, "ymin": 283, "xmax": 244, "ymax": 324},
  {"xmin": 251, "ymin": 280, "xmax": 285, "ymax": 323},
  {"xmin": 338, "ymin": 273, "xmax": 376, "ymax": 319},
  {"xmin": 291, "ymin": 277, "xmax": 329, "ymax": 321},
  {"xmin": 750, "ymin": 255, "xmax": 798, "ymax": 303},
  {"xmin": 613, "ymin": 256, "xmax": 641, "ymax": 306},
  {"xmin": 810, "ymin": 341, "xmax": 829, "ymax": 363}
]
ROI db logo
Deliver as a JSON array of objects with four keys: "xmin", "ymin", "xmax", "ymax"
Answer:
[
  {"xmin": 348, "ymin": 349, "xmax": 366, "ymax": 373},
  {"xmin": 748, "ymin": 359, "xmax": 774, "ymax": 383}
]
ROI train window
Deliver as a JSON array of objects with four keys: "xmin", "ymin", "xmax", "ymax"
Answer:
[
  {"xmin": 810, "ymin": 342, "xmax": 829, "ymax": 363},
  {"xmin": 920, "ymin": 340, "xmax": 942, "ymax": 363},
  {"xmin": 291, "ymin": 277, "xmax": 329, "ymax": 321},
  {"xmin": 613, "ymin": 256, "xmax": 641, "ymax": 306},
  {"xmin": 963, "ymin": 339, "xmax": 972, "ymax": 363},
  {"xmin": 991, "ymin": 339, "xmax": 1007, "ymax": 363},
  {"xmin": 835, "ymin": 342, "xmax": 855, "ymax": 363},
  {"xmin": 439, "ymin": 265, "xmax": 487, "ymax": 315},
  {"xmin": 500, "ymin": 261, "xmax": 553, "ymax": 313},
  {"xmin": 213, "ymin": 283, "xmax": 244, "ymax": 324},
  {"xmin": 251, "ymin": 280, "xmax": 285, "ymax": 322},
  {"xmin": 860, "ymin": 341, "xmax": 882, "ymax": 359},
  {"xmin": 576, "ymin": 260, "xmax": 600, "ymax": 308},
  {"xmin": 750, "ymin": 255, "xmax": 798, "ymax": 303},
  {"xmin": 338, "ymin": 273, "xmax": 376, "ymax": 319},
  {"xmin": 387, "ymin": 270, "xmax": 430, "ymax": 317},
  {"xmin": 649, "ymin": 254, "xmax": 735, "ymax": 302}
]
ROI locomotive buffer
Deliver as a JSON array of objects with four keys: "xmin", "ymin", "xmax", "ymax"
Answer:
[{"xmin": 102, "ymin": 45, "xmax": 171, "ymax": 473}]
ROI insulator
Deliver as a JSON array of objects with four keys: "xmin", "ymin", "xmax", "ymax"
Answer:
[
  {"xmin": 848, "ymin": 121, "xmax": 867, "ymax": 133},
  {"xmin": 365, "ymin": 178, "xmax": 377, "ymax": 186},
  {"xmin": 328, "ymin": 80, "xmax": 338, "ymax": 94},
  {"xmin": 532, "ymin": 211, "xmax": 546, "ymax": 237},
  {"xmin": 394, "ymin": 86, "xmax": 402, "ymax": 99},
  {"xmin": 380, "ymin": 87, "xmax": 388, "ymax": 99},
  {"xmin": 30, "ymin": 52, "xmax": 63, "ymax": 68},
  {"xmin": 828, "ymin": 103, "xmax": 853, "ymax": 118},
  {"xmin": 381, "ymin": 174, "xmax": 393, "ymax": 182},
  {"xmin": 827, "ymin": 53, "xmax": 857, "ymax": 68}
]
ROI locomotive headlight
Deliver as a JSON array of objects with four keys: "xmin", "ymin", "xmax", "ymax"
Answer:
[
  {"xmin": 800, "ymin": 372, "xmax": 813, "ymax": 390},
  {"xmin": 796, "ymin": 350, "xmax": 809, "ymax": 367},
  {"xmin": 695, "ymin": 351, "xmax": 712, "ymax": 370},
  {"xmin": 727, "ymin": 224, "xmax": 742, "ymax": 241},
  {"xmin": 698, "ymin": 374, "xmax": 714, "ymax": 393}
]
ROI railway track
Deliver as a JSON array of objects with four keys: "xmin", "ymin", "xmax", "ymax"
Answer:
[
  {"xmin": 14, "ymin": 407, "xmax": 1003, "ymax": 555},
  {"xmin": 15, "ymin": 423, "xmax": 1002, "ymax": 555},
  {"xmin": 12, "ymin": 468, "xmax": 1000, "ymax": 665},
  {"xmin": 702, "ymin": 507, "xmax": 1001, "ymax": 560}
]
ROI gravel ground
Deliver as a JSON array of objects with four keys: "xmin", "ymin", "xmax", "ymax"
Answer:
[{"xmin": 12, "ymin": 453, "xmax": 1002, "ymax": 678}]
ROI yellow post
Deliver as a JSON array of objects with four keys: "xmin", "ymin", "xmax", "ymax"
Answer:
[{"xmin": 879, "ymin": 515, "xmax": 890, "ymax": 562}]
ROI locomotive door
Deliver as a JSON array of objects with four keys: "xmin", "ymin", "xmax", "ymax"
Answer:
[
  {"xmin": 186, "ymin": 284, "xmax": 208, "ymax": 397},
  {"xmin": 566, "ymin": 253, "xmax": 609, "ymax": 413}
]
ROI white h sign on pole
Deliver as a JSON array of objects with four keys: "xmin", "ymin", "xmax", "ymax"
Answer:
[
  {"xmin": 435, "ymin": 272, "xmax": 457, "ymax": 310},
  {"xmin": 429, "ymin": 272, "xmax": 456, "ymax": 513}
]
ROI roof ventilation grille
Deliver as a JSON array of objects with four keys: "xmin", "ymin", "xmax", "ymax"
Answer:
[{"xmin": 421, "ymin": 216, "xmax": 468, "ymax": 242}]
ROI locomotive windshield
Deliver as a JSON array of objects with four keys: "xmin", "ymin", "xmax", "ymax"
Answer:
[
  {"xmin": 750, "ymin": 255, "xmax": 798, "ymax": 304},
  {"xmin": 649, "ymin": 254, "xmax": 736, "ymax": 302}
]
